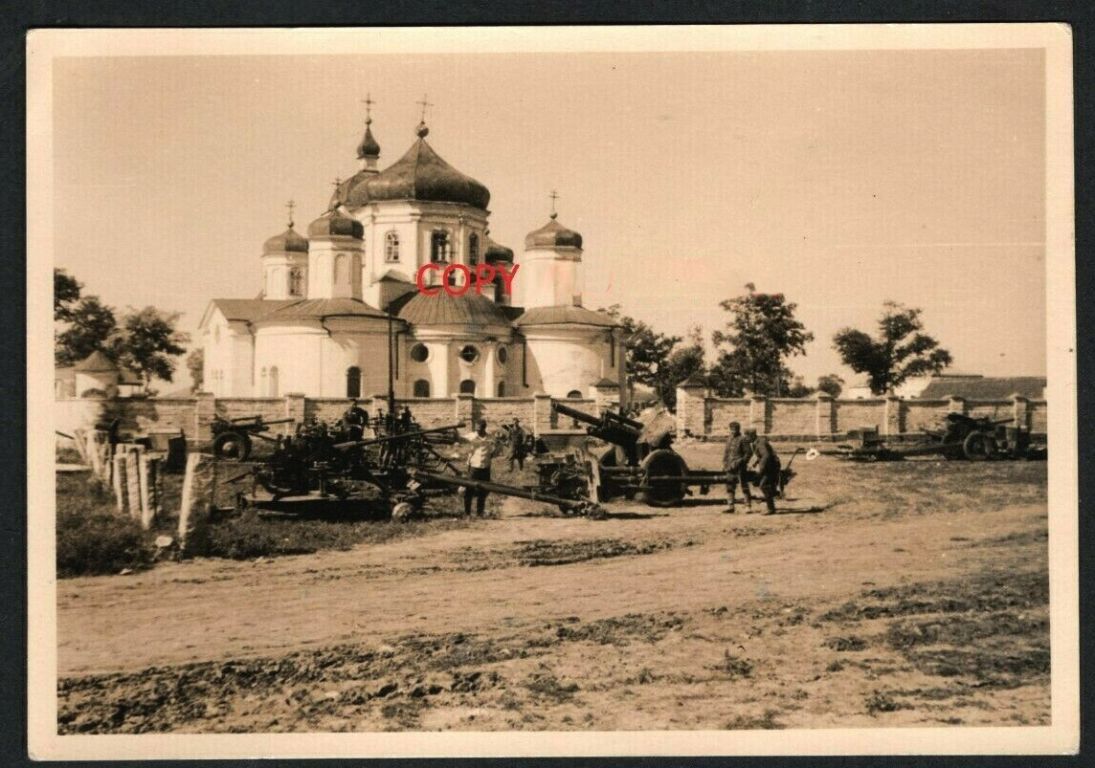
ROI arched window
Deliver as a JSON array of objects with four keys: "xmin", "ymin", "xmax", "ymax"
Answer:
[
  {"xmin": 334, "ymin": 253, "xmax": 349, "ymax": 285},
  {"xmin": 459, "ymin": 379, "xmax": 476, "ymax": 395},
  {"xmin": 289, "ymin": 268, "xmax": 303, "ymax": 296},
  {"xmin": 346, "ymin": 366, "xmax": 361, "ymax": 398},
  {"xmin": 468, "ymin": 233, "xmax": 480, "ymax": 265},
  {"xmin": 413, "ymin": 379, "xmax": 431, "ymax": 397},
  {"xmin": 431, "ymin": 230, "xmax": 451, "ymax": 262},
  {"xmin": 496, "ymin": 345, "xmax": 508, "ymax": 365},
  {"xmin": 385, "ymin": 231, "xmax": 400, "ymax": 262},
  {"xmin": 268, "ymin": 366, "xmax": 280, "ymax": 397},
  {"xmin": 567, "ymin": 389, "xmax": 583, "ymax": 399},
  {"xmin": 409, "ymin": 343, "xmax": 429, "ymax": 363},
  {"xmin": 496, "ymin": 381, "xmax": 506, "ymax": 397}
]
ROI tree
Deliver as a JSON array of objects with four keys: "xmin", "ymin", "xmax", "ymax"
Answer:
[
  {"xmin": 786, "ymin": 375, "xmax": 814, "ymax": 398},
  {"xmin": 817, "ymin": 373, "xmax": 844, "ymax": 399},
  {"xmin": 600, "ymin": 307, "xmax": 707, "ymax": 409},
  {"xmin": 110, "ymin": 307, "xmax": 190, "ymax": 389},
  {"xmin": 55, "ymin": 295, "xmax": 117, "ymax": 367},
  {"xmin": 710, "ymin": 284, "xmax": 814, "ymax": 397},
  {"xmin": 832, "ymin": 301, "xmax": 952, "ymax": 395},
  {"xmin": 186, "ymin": 348, "xmax": 204, "ymax": 393},
  {"xmin": 54, "ymin": 269, "xmax": 81, "ymax": 322}
]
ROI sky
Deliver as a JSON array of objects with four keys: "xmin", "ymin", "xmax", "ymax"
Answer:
[{"xmin": 51, "ymin": 47, "xmax": 1047, "ymax": 389}]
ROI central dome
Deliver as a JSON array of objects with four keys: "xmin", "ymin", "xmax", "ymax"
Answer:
[{"xmin": 364, "ymin": 134, "xmax": 490, "ymax": 210}]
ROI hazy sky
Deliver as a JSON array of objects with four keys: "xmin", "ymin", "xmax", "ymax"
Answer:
[{"xmin": 52, "ymin": 47, "xmax": 1047, "ymax": 387}]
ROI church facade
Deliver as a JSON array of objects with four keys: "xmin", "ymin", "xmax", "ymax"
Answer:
[{"xmin": 199, "ymin": 113, "xmax": 624, "ymax": 403}]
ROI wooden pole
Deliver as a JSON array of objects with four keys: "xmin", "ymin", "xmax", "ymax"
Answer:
[
  {"xmin": 125, "ymin": 448, "xmax": 141, "ymax": 521},
  {"xmin": 112, "ymin": 451, "xmax": 127, "ymax": 514}
]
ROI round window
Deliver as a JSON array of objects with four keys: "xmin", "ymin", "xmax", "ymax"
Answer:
[
  {"xmin": 459, "ymin": 345, "xmax": 480, "ymax": 364},
  {"xmin": 410, "ymin": 343, "xmax": 429, "ymax": 363},
  {"xmin": 496, "ymin": 345, "xmax": 508, "ymax": 365}
]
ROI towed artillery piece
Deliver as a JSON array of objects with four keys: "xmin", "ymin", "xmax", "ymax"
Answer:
[
  {"xmin": 211, "ymin": 414, "xmax": 296, "ymax": 461},
  {"xmin": 836, "ymin": 412, "xmax": 1044, "ymax": 462}
]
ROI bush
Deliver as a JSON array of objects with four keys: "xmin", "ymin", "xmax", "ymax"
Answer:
[{"xmin": 57, "ymin": 506, "xmax": 152, "ymax": 577}]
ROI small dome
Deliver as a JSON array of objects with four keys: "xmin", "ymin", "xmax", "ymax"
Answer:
[
  {"xmin": 364, "ymin": 129, "xmax": 490, "ymax": 210},
  {"xmin": 263, "ymin": 225, "xmax": 309, "ymax": 255},
  {"xmin": 524, "ymin": 217, "xmax": 583, "ymax": 250},
  {"xmin": 356, "ymin": 122, "xmax": 381, "ymax": 159},
  {"xmin": 331, "ymin": 170, "xmax": 373, "ymax": 209},
  {"xmin": 307, "ymin": 207, "xmax": 364, "ymax": 239}
]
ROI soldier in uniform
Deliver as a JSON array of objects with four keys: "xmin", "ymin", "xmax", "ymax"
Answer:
[
  {"xmin": 750, "ymin": 431, "xmax": 781, "ymax": 515},
  {"xmin": 507, "ymin": 417, "xmax": 527, "ymax": 471},
  {"xmin": 722, "ymin": 421, "xmax": 754, "ymax": 513},
  {"xmin": 465, "ymin": 420, "xmax": 503, "ymax": 517},
  {"xmin": 341, "ymin": 399, "xmax": 369, "ymax": 441}
]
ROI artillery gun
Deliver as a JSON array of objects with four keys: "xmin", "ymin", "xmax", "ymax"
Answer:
[
  {"xmin": 835, "ymin": 412, "xmax": 1043, "ymax": 462},
  {"xmin": 210, "ymin": 414, "xmax": 296, "ymax": 461}
]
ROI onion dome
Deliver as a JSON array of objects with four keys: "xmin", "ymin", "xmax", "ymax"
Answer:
[
  {"xmin": 356, "ymin": 120, "xmax": 381, "ymax": 160},
  {"xmin": 307, "ymin": 205, "xmax": 364, "ymax": 239},
  {"xmin": 397, "ymin": 291, "xmax": 511, "ymax": 326},
  {"xmin": 524, "ymin": 216, "xmax": 583, "ymax": 250},
  {"xmin": 262, "ymin": 224, "xmax": 309, "ymax": 255},
  {"xmin": 363, "ymin": 124, "xmax": 491, "ymax": 210},
  {"xmin": 483, "ymin": 233, "xmax": 514, "ymax": 263}
]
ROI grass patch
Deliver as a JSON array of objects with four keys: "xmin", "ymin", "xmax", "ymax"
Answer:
[{"xmin": 56, "ymin": 473, "xmax": 154, "ymax": 577}]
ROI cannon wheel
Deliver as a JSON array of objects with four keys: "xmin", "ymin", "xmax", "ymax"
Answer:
[
  {"xmin": 639, "ymin": 449, "xmax": 687, "ymax": 507},
  {"xmin": 962, "ymin": 431, "xmax": 993, "ymax": 461},
  {"xmin": 213, "ymin": 431, "xmax": 252, "ymax": 461}
]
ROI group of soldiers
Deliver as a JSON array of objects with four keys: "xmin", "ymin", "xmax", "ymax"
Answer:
[
  {"xmin": 722, "ymin": 421, "xmax": 781, "ymax": 514},
  {"xmin": 338, "ymin": 400, "xmax": 415, "ymax": 441},
  {"xmin": 461, "ymin": 417, "xmax": 530, "ymax": 516}
]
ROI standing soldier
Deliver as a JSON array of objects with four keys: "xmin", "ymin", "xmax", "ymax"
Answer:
[
  {"xmin": 465, "ymin": 420, "xmax": 503, "ymax": 517},
  {"xmin": 341, "ymin": 399, "xmax": 369, "ymax": 441},
  {"xmin": 507, "ymin": 417, "xmax": 527, "ymax": 471},
  {"xmin": 750, "ymin": 431, "xmax": 781, "ymax": 515},
  {"xmin": 722, "ymin": 421, "xmax": 754, "ymax": 513}
]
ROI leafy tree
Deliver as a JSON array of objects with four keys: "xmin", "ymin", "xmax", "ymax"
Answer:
[
  {"xmin": 710, "ymin": 284, "xmax": 814, "ymax": 397},
  {"xmin": 54, "ymin": 269, "xmax": 81, "ymax": 321},
  {"xmin": 832, "ymin": 301, "xmax": 952, "ymax": 395},
  {"xmin": 817, "ymin": 373, "xmax": 844, "ymax": 399},
  {"xmin": 786, "ymin": 375, "xmax": 814, "ymax": 398},
  {"xmin": 600, "ymin": 307, "xmax": 707, "ymax": 409},
  {"xmin": 55, "ymin": 295, "xmax": 117, "ymax": 367},
  {"xmin": 186, "ymin": 348, "xmax": 205, "ymax": 393},
  {"xmin": 110, "ymin": 307, "xmax": 190, "ymax": 389},
  {"xmin": 656, "ymin": 325, "xmax": 707, "ymax": 408}
]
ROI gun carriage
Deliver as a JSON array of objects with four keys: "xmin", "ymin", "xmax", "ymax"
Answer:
[
  {"xmin": 210, "ymin": 414, "xmax": 296, "ymax": 461},
  {"xmin": 836, "ymin": 412, "xmax": 1042, "ymax": 462}
]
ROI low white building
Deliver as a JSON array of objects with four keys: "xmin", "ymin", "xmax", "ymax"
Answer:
[{"xmin": 199, "ymin": 113, "xmax": 625, "ymax": 401}]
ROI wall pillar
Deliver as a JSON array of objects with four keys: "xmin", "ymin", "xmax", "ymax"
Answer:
[
  {"xmin": 749, "ymin": 395, "xmax": 768, "ymax": 435},
  {"xmin": 284, "ymin": 392, "xmax": 306, "ymax": 427},
  {"xmin": 194, "ymin": 391, "xmax": 216, "ymax": 443},
  {"xmin": 883, "ymin": 394, "xmax": 903, "ymax": 436},
  {"xmin": 1011, "ymin": 394, "xmax": 1030, "ymax": 430},
  {"xmin": 455, "ymin": 392, "xmax": 475, "ymax": 427},
  {"xmin": 948, "ymin": 396, "xmax": 967, "ymax": 416},
  {"xmin": 815, "ymin": 393, "xmax": 835, "ymax": 439},
  {"xmin": 590, "ymin": 379, "xmax": 621, "ymax": 415},
  {"xmin": 675, "ymin": 380, "xmax": 707, "ymax": 438},
  {"xmin": 533, "ymin": 392, "xmax": 554, "ymax": 435}
]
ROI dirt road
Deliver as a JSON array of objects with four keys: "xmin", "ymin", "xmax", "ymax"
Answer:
[{"xmin": 57, "ymin": 452, "xmax": 1049, "ymax": 732}]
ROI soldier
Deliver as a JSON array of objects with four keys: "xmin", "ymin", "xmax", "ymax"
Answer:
[
  {"xmin": 465, "ymin": 420, "xmax": 503, "ymax": 517},
  {"xmin": 399, "ymin": 406, "xmax": 414, "ymax": 432},
  {"xmin": 507, "ymin": 417, "xmax": 527, "ymax": 471},
  {"xmin": 341, "ymin": 399, "xmax": 369, "ymax": 441},
  {"xmin": 750, "ymin": 432, "xmax": 781, "ymax": 515},
  {"xmin": 722, "ymin": 421, "xmax": 754, "ymax": 513}
]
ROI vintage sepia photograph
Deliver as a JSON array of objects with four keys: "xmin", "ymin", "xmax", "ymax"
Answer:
[{"xmin": 27, "ymin": 24, "xmax": 1077, "ymax": 759}]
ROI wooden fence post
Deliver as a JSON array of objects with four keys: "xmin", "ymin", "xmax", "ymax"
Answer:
[{"xmin": 112, "ymin": 450, "xmax": 127, "ymax": 514}]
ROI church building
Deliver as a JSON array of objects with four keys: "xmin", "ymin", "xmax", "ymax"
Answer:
[{"xmin": 199, "ymin": 109, "xmax": 624, "ymax": 403}]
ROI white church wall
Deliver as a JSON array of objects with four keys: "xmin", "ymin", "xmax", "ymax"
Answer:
[
  {"xmin": 319, "ymin": 330, "xmax": 390, "ymax": 398},
  {"xmin": 524, "ymin": 328, "xmax": 614, "ymax": 398},
  {"xmin": 519, "ymin": 248, "xmax": 582, "ymax": 308}
]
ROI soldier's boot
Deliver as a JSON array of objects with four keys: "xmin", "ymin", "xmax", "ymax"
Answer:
[{"xmin": 724, "ymin": 498, "xmax": 736, "ymax": 514}]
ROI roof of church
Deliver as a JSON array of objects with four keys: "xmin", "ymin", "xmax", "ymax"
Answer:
[
  {"xmin": 263, "ymin": 225, "xmax": 309, "ymax": 255},
  {"xmin": 525, "ymin": 216, "xmax": 583, "ymax": 250},
  {"xmin": 483, "ymin": 234, "xmax": 515, "ymax": 263},
  {"xmin": 360, "ymin": 126, "xmax": 490, "ymax": 210},
  {"xmin": 357, "ymin": 122, "xmax": 381, "ymax": 159},
  {"xmin": 397, "ymin": 291, "xmax": 511, "ymax": 326},
  {"xmin": 211, "ymin": 299, "xmax": 297, "ymax": 322},
  {"xmin": 308, "ymin": 206, "xmax": 364, "ymax": 239},
  {"xmin": 514, "ymin": 305, "xmax": 617, "ymax": 328},
  {"xmin": 72, "ymin": 350, "xmax": 117, "ymax": 372},
  {"xmin": 263, "ymin": 298, "xmax": 389, "ymax": 321}
]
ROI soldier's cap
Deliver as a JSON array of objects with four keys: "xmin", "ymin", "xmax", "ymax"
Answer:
[
  {"xmin": 744, "ymin": 428, "xmax": 757, "ymax": 436},
  {"xmin": 729, "ymin": 421, "xmax": 740, "ymax": 430}
]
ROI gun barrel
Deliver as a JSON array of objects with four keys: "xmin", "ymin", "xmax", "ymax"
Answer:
[
  {"xmin": 333, "ymin": 422, "xmax": 464, "ymax": 450},
  {"xmin": 551, "ymin": 400, "xmax": 601, "ymax": 425},
  {"xmin": 551, "ymin": 400, "xmax": 643, "ymax": 431},
  {"xmin": 414, "ymin": 470, "xmax": 591, "ymax": 511}
]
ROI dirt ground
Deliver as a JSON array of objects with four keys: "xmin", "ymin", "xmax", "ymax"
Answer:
[{"xmin": 56, "ymin": 443, "xmax": 1049, "ymax": 733}]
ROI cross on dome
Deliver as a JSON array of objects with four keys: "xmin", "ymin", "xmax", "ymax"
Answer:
[
  {"xmin": 361, "ymin": 93, "xmax": 375, "ymax": 125},
  {"xmin": 415, "ymin": 94, "xmax": 434, "ymax": 138},
  {"xmin": 549, "ymin": 189, "xmax": 560, "ymax": 220},
  {"xmin": 285, "ymin": 199, "xmax": 296, "ymax": 228}
]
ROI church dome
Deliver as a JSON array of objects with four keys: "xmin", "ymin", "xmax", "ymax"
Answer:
[
  {"xmin": 263, "ymin": 225, "xmax": 309, "ymax": 255},
  {"xmin": 363, "ymin": 124, "xmax": 491, "ymax": 210},
  {"xmin": 357, "ymin": 122, "xmax": 381, "ymax": 160},
  {"xmin": 524, "ymin": 216, "xmax": 583, "ymax": 250},
  {"xmin": 397, "ymin": 291, "xmax": 511, "ymax": 327},
  {"xmin": 331, "ymin": 171, "xmax": 373, "ymax": 209},
  {"xmin": 483, "ymin": 234, "xmax": 514, "ymax": 263},
  {"xmin": 307, "ymin": 206, "xmax": 364, "ymax": 239}
]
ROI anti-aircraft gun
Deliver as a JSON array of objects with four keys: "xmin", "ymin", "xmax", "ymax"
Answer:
[{"xmin": 549, "ymin": 399, "xmax": 729, "ymax": 507}]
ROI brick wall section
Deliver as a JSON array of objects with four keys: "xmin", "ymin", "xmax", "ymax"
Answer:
[
  {"xmin": 767, "ymin": 399, "xmax": 817, "ymax": 437},
  {"xmin": 477, "ymin": 398, "xmax": 536, "ymax": 429},
  {"xmin": 1029, "ymin": 401, "xmax": 1048, "ymax": 433},
  {"xmin": 903, "ymin": 400, "xmax": 952, "ymax": 433},
  {"xmin": 706, "ymin": 399, "xmax": 752, "ymax": 438}
]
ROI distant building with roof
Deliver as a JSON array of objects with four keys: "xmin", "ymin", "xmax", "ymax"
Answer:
[
  {"xmin": 897, "ymin": 373, "xmax": 1046, "ymax": 400},
  {"xmin": 199, "ymin": 110, "xmax": 623, "ymax": 400},
  {"xmin": 56, "ymin": 351, "xmax": 143, "ymax": 398}
]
